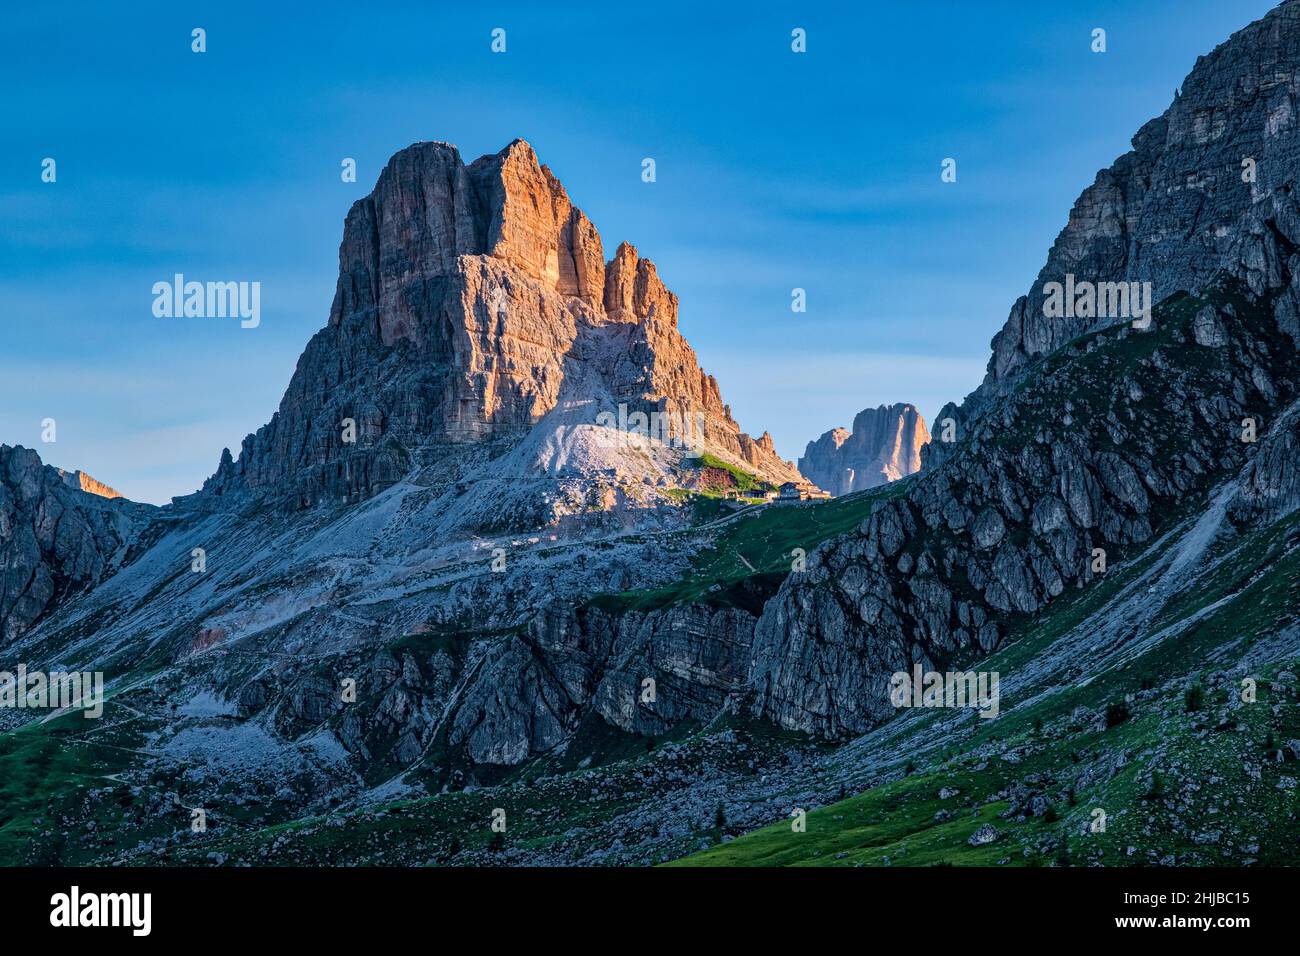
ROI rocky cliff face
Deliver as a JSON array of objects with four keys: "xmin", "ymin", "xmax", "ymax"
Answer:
[
  {"xmin": 0, "ymin": 446, "xmax": 148, "ymax": 643},
  {"xmin": 437, "ymin": 587, "xmax": 777, "ymax": 765},
  {"xmin": 204, "ymin": 139, "xmax": 798, "ymax": 512},
  {"xmin": 751, "ymin": 287, "xmax": 1298, "ymax": 735},
  {"xmin": 799, "ymin": 403, "xmax": 929, "ymax": 496},
  {"xmin": 928, "ymin": 0, "xmax": 1300, "ymax": 466},
  {"xmin": 751, "ymin": 0, "xmax": 1300, "ymax": 736}
]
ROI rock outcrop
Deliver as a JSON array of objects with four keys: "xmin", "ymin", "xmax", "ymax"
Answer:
[
  {"xmin": 1, "ymin": 446, "xmax": 147, "ymax": 643},
  {"xmin": 928, "ymin": 0, "xmax": 1300, "ymax": 468},
  {"xmin": 749, "ymin": 0, "xmax": 1300, "ymax": 736},
  {"xmin": 798, "ymin": 403, "xmax": 929, "ymax": 496},
  {"xmin": 1232, "ymin": 393, "xmax": 1300, "ymax": 522},
  {"xmin": 56, "ymin": 469, "xmax": 123, "ymax": 500},
  {"xmin": 445, "ymin": 597, "xmax": 764, "ymax": 764},
  {"xmin": 204, "ymin": 139, "xmax": 798, "ymax": 511}
]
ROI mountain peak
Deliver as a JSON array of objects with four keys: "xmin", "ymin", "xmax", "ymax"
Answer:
[
  {"xmin": 799, "ymin": 403, "xmax": 929, "ymax": 496},
  {"xmin": 209, "ymin": 138, "xmax": 798, "ymax": 516},
  {"xmin": 934, "ymin": 0, "xmax": 1300, "ymax": 447}
]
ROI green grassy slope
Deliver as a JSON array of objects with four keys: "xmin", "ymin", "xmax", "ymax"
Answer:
[
  {"xmin": 676, "ymin": 512, "xmax": 1300, "ymax": 867},
  {"xmin": 593, "ymin": 480, "xmax": 910, "ymax": 612}
]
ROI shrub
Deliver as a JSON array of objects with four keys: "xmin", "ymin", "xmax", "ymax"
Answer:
[
  {"xmin": 1143, "ymin": 771, "xmax": 1165, "ymax": 801},
  {"xmin": 1105, "ymin": 701, "xmax": 1131, "ymax": 727}
]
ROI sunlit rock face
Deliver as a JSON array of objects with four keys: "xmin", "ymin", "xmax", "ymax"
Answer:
[
  {"xmin": 203, "ymin": 139, "xmax": 798, "ymax": 508},
  {"xmin": 57, "ymin": 469, "xmax": 122, "ymax": 500},
  {"xmin": 799, "ymin": 403, "xmax": 929, "ymax": 496}
]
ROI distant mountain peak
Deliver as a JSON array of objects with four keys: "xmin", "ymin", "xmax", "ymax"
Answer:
[{"xmin": 798, "ymin": 402, "xmax": 928, "ymax": 496}]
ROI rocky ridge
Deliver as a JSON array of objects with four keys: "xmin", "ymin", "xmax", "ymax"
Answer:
[
  {"xmin": 928, "ymin": 0, "xmax": 1300, "ymax": 465},
  {"xmin": 750, "ymin": 284, "xmax": 1298, "ymax": 735},
  {"xmin": 752, "ymin": 0, "xmax": 1300, "ymax": 735},
  {"xmin": 0, "ymin": 445, "xmax": 151, "ymax": 643},
  {"xmin": 56, "ymin": 469, "xmax": 123, "ymax": 500}
]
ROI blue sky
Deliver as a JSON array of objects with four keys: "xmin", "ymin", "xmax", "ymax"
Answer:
[{"xmin": 0, "ymin": 0, "xmax": 1278, "ymax": 503}]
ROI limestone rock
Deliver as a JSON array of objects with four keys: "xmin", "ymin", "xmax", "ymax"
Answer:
[
  {"xmin": 799, "ymin": 403, "xmax": 929, "ymax": 496},
  {"xmin": 751, "ymin": 237, "xmax": 1299, "ymax": 737},
  {"xmin": 56, "ymin": 469, "xmax": 123, "ymax": 500},
  {"xmin": 927, "ymin": 0, "xmax": 1300, "ymax": 470},
  {"xmin": 205, "ymin": 139, "xmax": 798, "ymax": 512},
  {"xmin": 0, "ymin": 445, "xmax": 149, "ymax": 644}
]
